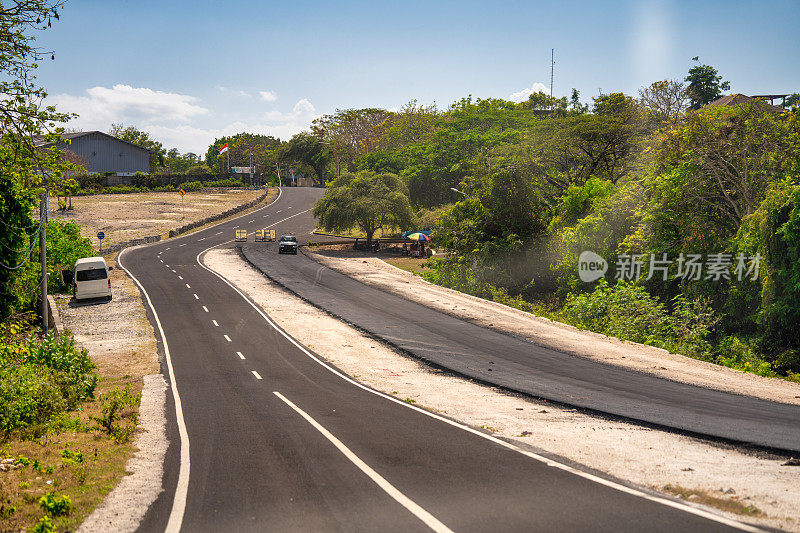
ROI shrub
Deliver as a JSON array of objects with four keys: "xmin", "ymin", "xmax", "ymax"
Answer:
[
  {"xmin": 0, "ymin": 364, "xmax": 65, "ymax": 435},
  {"xmin": 23, "ymin": 333, "xmax": 96, "ymax": 405},
  {"xmin": 181, "ymin": 180, "xmax": 203, "ymax": 192},
  {"xmin": 92, "ymin": 385, "xmax": 140, "ymax": 443},
  {"xmin": 31, "ymin": 516, "xmax": 55, "ymax": 533},
  {"xmin": 43, "ymin": 220, "xmax": 95, "ymax": 293},
  {"xmin": 562, "ymin": 280, "xmax": 674, "ymax": 345},
  {"xmin": 39, "ymin": 493, "xmax": 71, "ymax": 516},
  {"xmin": 0, "ymin": 332, "xmax": 96, "ymax": 435}
]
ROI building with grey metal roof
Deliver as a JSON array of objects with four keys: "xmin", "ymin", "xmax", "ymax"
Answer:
[{"xmin": 35, "ymin": 131, "xmax": 150, "ymax": 176}]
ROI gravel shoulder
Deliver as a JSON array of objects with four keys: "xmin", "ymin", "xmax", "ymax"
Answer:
[
  {"xmin": 206, "ymin": 247, "xmax": 799, "ymax": 532},
  {"xmin": 304, "ymin": 247, "xmax": 800, "ymax": 406},
  {"xmin": 57, "ymin": 256, "xmax": 165, "ymax": 533}
]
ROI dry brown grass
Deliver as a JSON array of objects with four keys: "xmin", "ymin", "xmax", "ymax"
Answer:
[
  {"xmin": 662, "ymin": 484, "xmax": 763, "ymax": 517},
  {"xmin": 50, "ymin": 189, "xmax": 265, "ymax": 246}
]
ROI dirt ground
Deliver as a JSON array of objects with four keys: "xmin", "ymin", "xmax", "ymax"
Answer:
[
  {"xmin": 305, "ymin": 246, "xmax": 800, "ymax": 406},
  {"xmin": 206, "ymin": 247, "xmax": 800, "ymax": 532},
  {"xmin": 50, "ymin": 189, "xmax": 264, "ymax": 247}
]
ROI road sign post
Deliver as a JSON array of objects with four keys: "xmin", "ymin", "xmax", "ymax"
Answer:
[
  {"xmin": 97, "ymin": 231, "xmax": 105, "ymax": 251},
  {"xmin": 179, "ymin": 188, "xmax": 186, "ymax": 219}
]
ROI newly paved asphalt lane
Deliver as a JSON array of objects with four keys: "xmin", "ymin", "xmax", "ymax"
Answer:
[
  {"xmin": 121, "ymin": 187, "xmax": 758, "ymax": 532},
  {"xmin": 242, "ymin": 235, "xmax": 800, "ymax": 453}
]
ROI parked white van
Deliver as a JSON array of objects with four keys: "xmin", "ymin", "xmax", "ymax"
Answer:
[{"xmin": 73, "ymin": 257, "xmax": 112, "ymax": 301}]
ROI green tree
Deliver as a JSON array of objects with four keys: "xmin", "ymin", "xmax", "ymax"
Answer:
[
  {"xmin": 278, "ymin": 133, "xmax": 331, "ymax": 184},
  {"xmin": 638, "ymin": 79, "xmax": 690, "ymax": 123},
  {"xmin": 108, "ymin": 124, "xmax": 166, "ymax": 172},
  {"xmin": 0, "ymin": 0, "xmax": 76, "ymax": 319},
  {"xmin": 205, "ymin": 133, "xmax": 280, "ymax": 178},
  {"xmin": 684, "ymin": 57, "xmax": 731, "ymax": 109},
  {"xmin": 313, "ymin": 171, "xmax": 414, "ymax": 245}
]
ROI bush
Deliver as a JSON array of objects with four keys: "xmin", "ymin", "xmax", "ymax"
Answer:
[
  {"xmin": 39, "ymin": 493, "xmax": 71, "ymax": 516},
  {"xmin": 0, "ymin": 332, "xmax": 96, "ymax": 436},
  {"xmin": 562, "ymin": 280, "xmax": 674, "ymax": 345},
  {"xmin": 561, "ymin": 280, "xmax": 719, "ymax": 356},
  {"xmin": 43, "ymin": 220, "xmax": 95, "ymax": 293},
  {"xmin": 181, "ymin": 180, "xmax": 203, "ymax": 192},
  {"xmin": 22, "ymin": 333, "xmax": 96, "ymax": 405},
  {"xmin": 0, "ymin": 364, "xmax": 65, "ymax": 435},
  {"xmin": 92, "ymin": 385, "xmax": 140, "ymax": 443}
]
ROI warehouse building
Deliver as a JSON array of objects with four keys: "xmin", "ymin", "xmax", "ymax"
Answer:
[{"xmin": 35, "ymin": 131, "xmax": 150, "ymax": 176}]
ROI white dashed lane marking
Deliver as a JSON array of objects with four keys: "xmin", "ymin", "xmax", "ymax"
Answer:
[
  {"xmin": 224, "ymin": 335, "xmax": 232, "ymax": 342},
  {"xmin": 212, "ymin": 320, "xmax": 219, "ymax": 327},
  {"xmin": 237, "ymin": 352, "xmax": 245, "ymax": 360},
  {"xmin": 252, "ymin": 371, "xmax": 262, "ymax": 380},
  {"xmin": 186, "ymin": 284, "xmax": 191, "ymax": 289},
  {"xmin": 178, "ymin": 275, "xmax": 183, "ymax": 280},
  {"xmin": 202, "ymin": 306, "xmax": 209, "ymax": 312},
  {"xmin": 193, "ymin": 294, "xmax": 199, "ymax": 300}
]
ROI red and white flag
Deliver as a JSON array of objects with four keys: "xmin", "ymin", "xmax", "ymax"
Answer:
[{"xmin": 218, "ymin": 143, "xmax": 229, "ymax": 154}]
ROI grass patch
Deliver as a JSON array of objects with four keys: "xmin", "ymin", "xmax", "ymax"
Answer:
[
  {"xmin": 383, "ymin": 257, "xmax": 433, "ymax": 276},
  {"xmin": 662, "ymin": 484, "xmax": 762, "ymax": 517},
  {"xmin": 1, "ymin": 325, "xmax": 143, "ymax": 532}
]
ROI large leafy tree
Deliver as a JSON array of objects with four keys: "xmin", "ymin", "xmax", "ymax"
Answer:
[
  {"xmin": 313, "ymin": 171, "xmax": 414, "ymax": 245},
  {"xmin": 311, "ymin": 108, "xmax": 392, "ymax": 172},
  {"xmin": 684, "ymin": 57, "xmax": 731, "ymax": 110},
  {"xmin": 0, "ymin": 1, "xmax": 76, "ymax": 319},
  {"xmin": 205, "ymin": 132, "xmax": 280, "ymax": 178},
  {"xmin": 638, "ymin": 79, "xmax": 690, "ymax": 123},
  {"xmin": 278, "ymin": 133, "xmax": 330, "ymax": 184}
]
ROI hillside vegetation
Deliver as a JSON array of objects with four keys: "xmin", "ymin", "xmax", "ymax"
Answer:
[{"xmin": 310, "ymin": 82, "xmax": 800, "ymax": 380}]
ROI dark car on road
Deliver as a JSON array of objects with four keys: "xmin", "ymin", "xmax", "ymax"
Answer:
[{"xmin": 278, "ymin": 234, "xmax": 298, "ymax": 254}]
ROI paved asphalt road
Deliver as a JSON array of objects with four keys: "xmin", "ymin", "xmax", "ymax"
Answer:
[
  {"xmin": 121, "ymin": 187, "xmax": 759, "ymax": 532},
  {"xmin": 242, "ymin": 223, "xmax": 800, "ymax": 453}
]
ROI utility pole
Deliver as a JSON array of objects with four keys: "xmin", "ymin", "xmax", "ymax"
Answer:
[
  {"xmin": 40, "ymin": 189, "xmax": 48, "ymax": 334},
  {"xmin": 249, "ymin": 151, "xmax": 254, "ymax": 188},
  {"xmin": 550, "ymin": 48, "xmax": 555, "ymax": 97}
]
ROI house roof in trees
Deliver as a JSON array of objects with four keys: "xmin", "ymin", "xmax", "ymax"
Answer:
[
  {"xmin": 33, "ymin": 130, "xmax": 152, "ymax": 152},
  {"xmin": 703, "ymin": 93, "xmax": 784, "ymax": 113}
]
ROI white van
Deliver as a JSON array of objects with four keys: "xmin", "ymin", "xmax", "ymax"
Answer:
[{"xmin": 73, "ymin": 257, "xmax": 113, "ymax": 301}]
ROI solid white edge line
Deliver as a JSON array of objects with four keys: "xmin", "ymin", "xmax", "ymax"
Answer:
[
  {"xmin": 196, "ymin": 235, "xmax": 763, "ymax": 533},
  {"xmin": 252, "ymin": 371, "xmax": 262, "ymax": 380},
  {"xmin": 103, "ymin": 188, "xmax": 284, "ymax": 533},
  {"xmin": 274, "ymin": 391, "xmax": 453, "ymax": 533},
  {"xmin": 118, "ymin": 248, "xmax": 190, "ymax": 533}
]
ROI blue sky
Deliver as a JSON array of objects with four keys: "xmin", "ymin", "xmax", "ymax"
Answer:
[{"xmin": 37, "ymin": 0, "xmax": 799, "ymax": 154}]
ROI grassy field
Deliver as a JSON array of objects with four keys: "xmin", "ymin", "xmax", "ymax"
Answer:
[
  {"xmin": 50, "ymin": 189, "xmax": 268, "ymax": 247},
  {"xmin": 383, "ymin": 257, "xmax": 433, "ymax": 276}
]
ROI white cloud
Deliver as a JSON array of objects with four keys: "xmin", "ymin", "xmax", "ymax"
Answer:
[
  {"xmin": 48, "ymin": 85, "xmax": 318, "ymax": 154},
  {"xmin": 258, "ymin": 90, "xmax": 277, "ymax": 102},
  {"xmin": 508, "ymin": 82, "xmax": 550, "ymax": 102},
  {"xmin": 50, "ymin": 84, "xmax": 208, "ymax": 125},
  {"xmin": 216, "ymin": 86, "xmax": 251, "ymax": 98}
]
